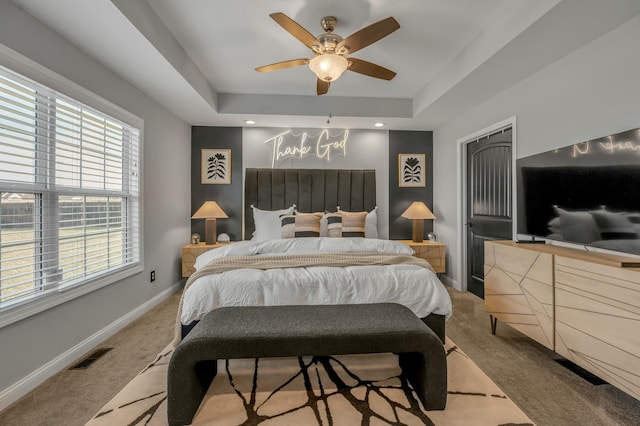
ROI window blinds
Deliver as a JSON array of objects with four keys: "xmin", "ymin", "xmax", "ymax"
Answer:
[{"xmin": 0, "ymin": 66, "xmax": 140, "ymax": 308}]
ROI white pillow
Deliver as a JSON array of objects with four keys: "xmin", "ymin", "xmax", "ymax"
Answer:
[
  {"xmin": 337, "ymin": 206, "xmax": 379, "ymax": 238},
  {"xmin": 365, "ymin": 206, "xmax": 379, "ymax": 238},
  {"xmin": 251, "ymin": 205, "xmax": 295, "ymax": 241}
]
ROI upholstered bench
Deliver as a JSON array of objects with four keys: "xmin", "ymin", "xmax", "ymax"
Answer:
[{"xmin": 167, "ymin": 303, "xmax": 447, "ymax": 426}]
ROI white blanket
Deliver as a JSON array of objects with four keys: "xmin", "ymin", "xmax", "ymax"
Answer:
[{"xmin": 182, "ymin": 238, "xmax": 452, "ymax": 325}]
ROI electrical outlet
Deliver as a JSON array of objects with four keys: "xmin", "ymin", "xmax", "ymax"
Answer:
[{"xmin": 150, "ymin": 270, "xmax": 156, "ymax": 282}]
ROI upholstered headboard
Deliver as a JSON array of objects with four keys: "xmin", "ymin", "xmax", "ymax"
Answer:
[{"xmin": 244, "ymin": 168, "xmax": 376, "ymax": 239}]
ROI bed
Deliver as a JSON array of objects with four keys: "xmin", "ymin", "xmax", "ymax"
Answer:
[
  {"xmin": 546, "ymin": 206, "xmax": 640, "ymax": 255},
  {"xmin": 178, "ymin": 168, "xmax": 451, "ymax": 342}
]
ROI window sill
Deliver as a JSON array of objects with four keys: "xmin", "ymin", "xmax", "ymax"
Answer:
[{"xmin": 0, "ymin": 263, "xmax": 143, "ymax": 329}]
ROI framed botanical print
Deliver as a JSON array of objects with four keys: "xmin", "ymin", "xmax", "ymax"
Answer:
[
  {"xmin": 201, "ymin": 149, "xmax": 231, "ymax": 184},
  {"xmin": 398, "ymin": 154, "xmax": 426, "ymax": 187}
]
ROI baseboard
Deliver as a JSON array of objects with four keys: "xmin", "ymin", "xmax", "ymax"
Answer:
[
  {"xmin": 0, "ymin": 282, "xmax": 182, "ymax": 411},
  {"xmin": 440, "ymin": 274, "xmax": 458, "ymax": 290}
]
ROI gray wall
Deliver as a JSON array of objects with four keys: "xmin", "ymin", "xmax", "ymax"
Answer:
[
  {"xmin": 0, "ymin": 1, "xmax": 190, "ymax": 395},
  {"xmin": 433, "ymin": 14, "xmax": 640, "ymax": 290},
  {"xmin": 242, "ymin": 127, "xmax": 390, "ymax": 239},
  {"xmin": 388, "ymin": 131, "xmax": 434, "ymax": 240},
  {"xmin": 191, "ymin": 127, "xmax": 243, "ymax": 241}
]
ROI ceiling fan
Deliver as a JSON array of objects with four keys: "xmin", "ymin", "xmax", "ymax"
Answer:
[{"xmin": 255, "ymin": 12, "xmax": 400, "ymax": 95}]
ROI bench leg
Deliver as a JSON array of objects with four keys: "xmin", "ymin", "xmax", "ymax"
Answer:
[
  {"xmin": 399, "ymin": 350, "xmax": 447, "ymax": 410},
  {"xmin": 168, "ymin": 357, "xmax": 218, "ymax": 426}
]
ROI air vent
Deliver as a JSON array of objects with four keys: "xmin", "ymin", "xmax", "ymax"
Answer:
[
  {"xmin": 554, "ymin": 358, "xmax": 608, "ymax": 385},
  {"xmin": 69, "ymin": 347, "xmax": 113, "ymax": 370}
]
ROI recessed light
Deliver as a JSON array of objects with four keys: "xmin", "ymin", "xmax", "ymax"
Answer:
[
  {"xmin": 244, "ymin": 120, "xmax": 256, "ymax": 125},
  {"xmin": 374, "ymin": 122, "xmax": 385, "ymax": 128}
]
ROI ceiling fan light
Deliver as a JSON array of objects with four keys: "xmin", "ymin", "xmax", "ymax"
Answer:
[{"xmin": 309, "ymin": 54, "xmax": 348, "ymax": 82}]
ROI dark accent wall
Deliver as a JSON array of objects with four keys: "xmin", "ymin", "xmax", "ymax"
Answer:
[
  {"xmin": 191, "ymin": 127, "xmax": 243, "ymax": 241},
  {"xmin": 191, "ymin": 127, "xmax": 432, "ymax": 241},
  {"xmin": 388, "ymin": 130, "xmax": 434, "ymax": 240}
]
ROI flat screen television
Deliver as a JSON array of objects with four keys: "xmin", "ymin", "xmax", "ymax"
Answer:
[{"xmin": 516, "ymin": 127, "xmax": 640, "ymax": 256}]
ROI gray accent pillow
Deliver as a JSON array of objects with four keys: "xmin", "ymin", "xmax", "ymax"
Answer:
[
  {"xmin": 553, "ymin": 206, "xmax": 600, "ymax": 243},
  {"xmin": 590, "ymin": 210, "xmax": 639, "ymax": 240},
  {"xmin": 547, "ymin": 216, "xmax": 563, "ymax": 236}
]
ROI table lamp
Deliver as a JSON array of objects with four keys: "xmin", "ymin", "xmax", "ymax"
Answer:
[
  {"xmin": 401, "ymin": 201, "xmax": 436, "ymax": 243},
  {"xmin": 191, "ymin": 201, "xmax": 228, "ymax": 245}
]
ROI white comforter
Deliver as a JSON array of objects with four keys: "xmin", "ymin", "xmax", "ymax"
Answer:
[{"xmin": 181, "ymin": 238, "xmax": 452, "ymax": 325}]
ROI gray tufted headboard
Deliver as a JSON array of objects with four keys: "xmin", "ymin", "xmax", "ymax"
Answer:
[{"xmin": 244, "ymin": 168, "xmax": 376, "ymax": 239}]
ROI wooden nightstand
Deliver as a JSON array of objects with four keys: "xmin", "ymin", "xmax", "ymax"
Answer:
[
  {"xmin": 396, "ymin": 240, "xmax": 446, "ymax": 273},
  {"xmin": 181, "ymin": 242, "xmax": 233, "ymax": 278}
]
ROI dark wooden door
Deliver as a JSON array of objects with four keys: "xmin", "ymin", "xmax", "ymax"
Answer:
[{"xmin": 466, "ymin": 128, "xmax": 513, "ymax": 298}]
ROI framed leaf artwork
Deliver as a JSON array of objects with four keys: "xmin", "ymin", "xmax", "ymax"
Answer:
[
  {"xmin": 201, "ymin": 149, "xmax": 231, "ymax": 184},
  {"xmin": 398, "ymin": 154, "xmax": 426, "ymax": 187}
]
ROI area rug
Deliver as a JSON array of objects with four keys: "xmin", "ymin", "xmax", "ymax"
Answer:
[{"xmin": 86, "ymin": 338, "xmax": 534, "ymax": 425}]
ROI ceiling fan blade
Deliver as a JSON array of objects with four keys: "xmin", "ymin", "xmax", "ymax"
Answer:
[
  {"xmin": 317, "ymin": 79, "xmax": 330, "ymax": 95},
  {"xmin": 347, "ymin": 58, "xmax": 396, "ymax": 80},
  {"xmin": 255, "ymin": 58, "xmax": 309, "ymax": 73},
  {"xmin": 270, "ymin": 12, "xmax": 320, "ymax": 50},
  {"xmin": 336, "ymin": 17, "xmax": 400, "ymax": 55}
]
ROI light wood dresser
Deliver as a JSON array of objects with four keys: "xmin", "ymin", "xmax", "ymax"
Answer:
[{"xmin": 485, "ymin": 240, "xmax": 640, "ymax": 400}]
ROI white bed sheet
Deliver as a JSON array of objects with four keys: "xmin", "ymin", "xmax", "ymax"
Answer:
[{"xmin": 182, "ymin": 238, "xmax": 452, "ymax": 325}]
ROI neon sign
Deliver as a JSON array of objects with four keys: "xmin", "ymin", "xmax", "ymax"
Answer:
[
  {"xmin": 572, "ymin": 141, "xmax": 590, "ymax": 157},
  {"xmin": 264, "ymin": 129, "xmax": 349, "ymax": 167},
  {"xmin": 572, "ymin": 136, "xmax": 640, "ymax": 157},
  {"xmin": 599, "ymin": 139, "xmax": 640, "ymax": 154}
]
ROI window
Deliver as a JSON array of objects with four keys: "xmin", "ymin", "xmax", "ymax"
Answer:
[{"xmin": 0, "ymin": 65, "xmax": 140, "ymax": 321}]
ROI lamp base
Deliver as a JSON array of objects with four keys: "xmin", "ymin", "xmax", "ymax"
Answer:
[
  {"xmin": 412, "ymin": 219, "xmax": 424, "ymax": 243},
  {"xmin": 204, "ymin": 218, "xmax": 217, "ymax": 245}
]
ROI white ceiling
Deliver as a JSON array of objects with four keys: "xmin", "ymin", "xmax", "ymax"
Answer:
[{"xmin": 10, "ymin": 0, "xmax": 640, "ymax": 130}]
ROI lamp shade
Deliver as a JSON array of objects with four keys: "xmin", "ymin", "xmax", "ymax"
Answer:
[
  {"xmin": 401, "ymin": 201, "xmax": 436, "ymax": 220},
  {"xmin": 191, "ymin": 201, "xmax": 228, "ymax": 219},
  {"xmin": 309, "ymin": 54, "xmax": 349, "ymax": 82}
]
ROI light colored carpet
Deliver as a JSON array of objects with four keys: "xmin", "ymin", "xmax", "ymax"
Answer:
[
  {"xmin": 2, "ymin": 287, "xmax": 640, "ymax": 425},
  {"xmin": 86, "ymin": 338, "xmax": 533, "ymax": 426}
]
